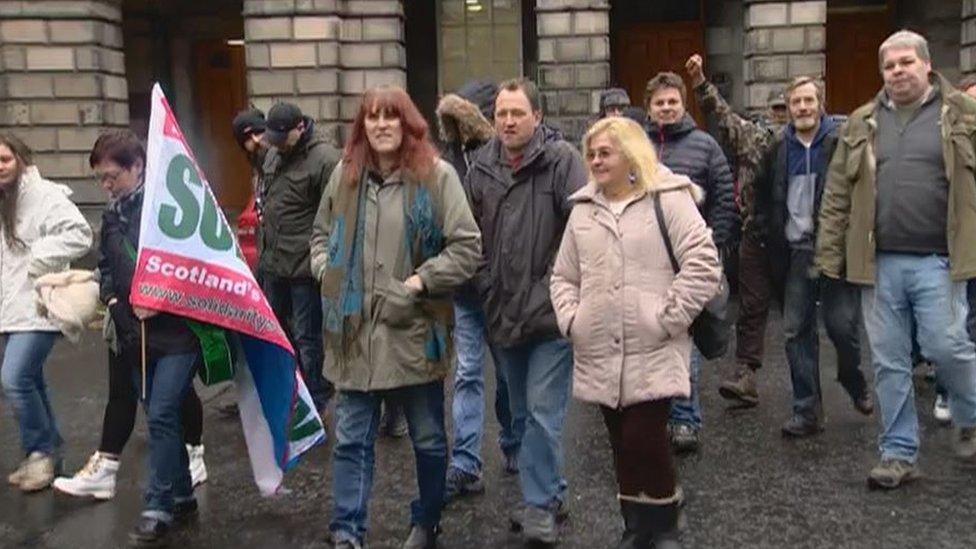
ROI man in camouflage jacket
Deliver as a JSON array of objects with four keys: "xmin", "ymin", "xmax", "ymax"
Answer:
[{"xmin": 687, "ymin": 54, "xmax": 787, "ymax": 407}]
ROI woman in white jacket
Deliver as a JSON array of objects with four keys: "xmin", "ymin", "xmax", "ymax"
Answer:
[{"xmin": 0, "ymin": 134, "xmax": 93, "ymax": 492}]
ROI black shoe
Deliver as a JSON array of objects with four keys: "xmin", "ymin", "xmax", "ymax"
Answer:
[
  {"xmin": 402, "ymin": 524, "xmax": 439, "ymax": 549},
  {"xmin": 445, "ymin": 466, "xmax": 484, "ymax": 501},
  {"xmin": 128, "ymin": 515, "xmax": 171, "ymax": 547},
  {"xmin": 173, "ymin": 499, "xmax": 198, "ymax": 522},
  {"xmin": 669, "ymin": 423, "xmax": 700, "ymax": 454},
  {"xmin": 502, "ymin": 452, "xmax": 518, "ymax": 475},
  {"xmin": 781, "ymin": 416, "xmax": 824, "ymax": 438}
]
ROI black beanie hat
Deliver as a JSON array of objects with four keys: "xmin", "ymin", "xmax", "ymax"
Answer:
[{"xmin": 232, "ymin": 108, "xmax": 266, "ymax": 147}]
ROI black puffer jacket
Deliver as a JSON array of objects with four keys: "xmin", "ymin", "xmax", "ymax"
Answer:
[
  {"xmin": 98, "ymin": 188, "xmax": 198, "ymax": 356},
  {"xmin": 647, "ymin": 114, "xmax": 739, "ymax": 247},
  {"xmin": 465, "ymin": 127, "xmax": 587, "ymax": 347}
]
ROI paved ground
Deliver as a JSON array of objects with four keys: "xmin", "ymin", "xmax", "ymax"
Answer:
[{"xmin": 2, "ymin": 307, "xmax": 976, "ymax": 548}]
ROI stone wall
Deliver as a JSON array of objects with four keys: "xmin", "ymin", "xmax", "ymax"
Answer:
[
  {"xmin": 536, "ymin": 0, "xmax": 610, "ymax": 142},
  {"xmin": 0, "ymin": 0, "xmax": 127, "ymax": 207},
  {"xmin": 241, "ymin": 0, "xmax": 406, "ymax": 146},
  {"xmin": 743, "ymin": 0, "xmax": 826, "ymax": 111}
]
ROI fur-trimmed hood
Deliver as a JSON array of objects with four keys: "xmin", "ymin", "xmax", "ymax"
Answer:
[{"xmin": 437, "ymin": 93, "xmax": 495, "ymax": 147}]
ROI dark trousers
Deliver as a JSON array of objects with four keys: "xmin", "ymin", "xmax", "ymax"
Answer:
[
  {"xmin": 783, "ymin": 249, "xmax": 867, "ymax": 421},
  {"xmin": 100, "ymin": 349, "xmax": 202, "ymax": 455},
  {"xmin": 736, "ymin": 233, "xmax": 772, "ymax": 368},
  {"xmin": 601, "ymin": 399, "xmax": 676, "ymax": 500},
  {"xmin": 260, "ymin": 273, "xmax": 333, "ymax": 410}
]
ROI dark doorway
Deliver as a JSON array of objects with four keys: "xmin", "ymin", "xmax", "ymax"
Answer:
[{"xmin": 826, "ymin": 1, "xmax": 892, "ymax": 114}]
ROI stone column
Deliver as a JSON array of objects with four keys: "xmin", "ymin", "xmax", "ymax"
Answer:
[
  {"xmin": 963, "ymin": 0, "xmax": 976, "ymax": 75},
  {"xmin": 536, "ymin": 0, "xmax": 610, "ymax": 143},
  {"xmin": 0, "ymin": 0, "xmax": 128, "ymax": 205},
  {"xmin": 242, "ymin": 0, "xmax": 405, "ymax": 146},
  {"xmin": 743, "ymin": 0, "xmax": 826, "ymax": 112}
]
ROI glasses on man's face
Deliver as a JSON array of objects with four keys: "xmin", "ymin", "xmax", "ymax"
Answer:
[{"xmin": 95, "ymin": 168, "xmax": 124, "ymax": 184}]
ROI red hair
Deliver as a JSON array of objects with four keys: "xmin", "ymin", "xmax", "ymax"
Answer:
[{"xmin": 342, "ymin": 86, "xmax": 439, "ymax": 186}]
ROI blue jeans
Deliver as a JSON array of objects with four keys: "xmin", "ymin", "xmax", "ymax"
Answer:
[
  {"xmin": 669, "ymin": 346, "xmax": 703, "ymax": 428},
  {"xmin": 261, "ymin": 273, "xmax": 333, "ymax": 410},
  {"xmin": 135, "ymin": 352, "xmax": 198, "ymax": 521},
  {"xmin": 783, "ymin": 249, "xmax": 865, "ymax": 422},
  {"xmin": 330, "ymin": 381, "xmax": 448, "ymax": 544},
  {"xmin": 1, "ymin": 331, "xmax": 60, "ymax": 456},
  {"xmin": 861, "ymin": 253, "xmax": 976, "ymax": 463},
  {"xmin": 863, "ymin": 253, "xmax": 976, "ymax": 462},
  {"xmin": 495, "ymin": 338, "xmax": 572, "ymax": 509},
  {"xmin": 450, "ymin": 298, "xmax": 522, "ymax": 475}
]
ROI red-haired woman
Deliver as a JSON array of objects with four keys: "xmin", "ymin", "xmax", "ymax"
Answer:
[{"xmin": 311, "ymin": 86, "xmax": 481, "ymax": 549}]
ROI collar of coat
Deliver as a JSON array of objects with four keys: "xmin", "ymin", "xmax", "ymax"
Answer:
[
  {"xmin": 848, "ymin": 71, "xmax": 976, "ymax": 130},
  {"xmin": 569, "ymin": 165, "xmax": 704, "ymax": 206}
]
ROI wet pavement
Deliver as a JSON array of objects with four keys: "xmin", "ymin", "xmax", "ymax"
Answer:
[{"xmin": 2, "ymin": 308, "xmax": 976, "ymax": 548}]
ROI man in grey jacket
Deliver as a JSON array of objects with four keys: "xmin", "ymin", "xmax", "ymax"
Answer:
[
  {"xmin": 260, "ymin": 102, "xmax": 340, "ymax": 413},
  {"xmin": 465, "ymin": 78, "xmax": 587, "ymax": 545}
]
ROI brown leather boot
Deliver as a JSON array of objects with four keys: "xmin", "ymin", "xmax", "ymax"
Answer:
[{"xmin": 718, "ymin": 364, "xmax": 759, "ymax": 407}]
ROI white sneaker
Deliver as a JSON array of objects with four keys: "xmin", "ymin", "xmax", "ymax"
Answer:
[
  {"xmin": 52, "ymin": 452, "xmax": 119, "ymax": 500},
  {"xmin": 934, "ymin": 394, "xmax": 952, "ymax": 424},
  {"xmin": 187, "ymin": 444, "xmax": 208, "ymax": 487},
  {"xmin": 18, "ymin": 452, "xmax": 55, "ymax": 492}
]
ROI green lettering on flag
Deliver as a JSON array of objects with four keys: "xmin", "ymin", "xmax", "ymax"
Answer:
[{"xmin": 289, "ymin": 398, "xmax": 320, "ymax": 442}]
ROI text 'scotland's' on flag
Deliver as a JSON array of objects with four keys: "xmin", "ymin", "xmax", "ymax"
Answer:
[{"xmin": 130, "ymin": 83, "xmax": 325, "ymax": 496}]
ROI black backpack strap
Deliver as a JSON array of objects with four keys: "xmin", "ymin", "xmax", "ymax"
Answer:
[{"xmin": 653, "ymin": 192, "xmax": 680, "ymax": 274}]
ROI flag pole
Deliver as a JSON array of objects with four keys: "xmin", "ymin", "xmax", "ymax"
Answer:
[{"xmin": 141, "ymin": 320, "xmax": 147, "ymax": 400}]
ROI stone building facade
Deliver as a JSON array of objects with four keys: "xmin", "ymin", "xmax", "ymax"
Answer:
[{"xmin": 0, "ymin": 0, "xmax": 972, "ymax": 215}]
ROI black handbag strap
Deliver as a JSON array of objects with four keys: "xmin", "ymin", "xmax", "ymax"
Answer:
[{"xmin": 653, "ymin": 193, "xmax": 680, "ymax": 274}]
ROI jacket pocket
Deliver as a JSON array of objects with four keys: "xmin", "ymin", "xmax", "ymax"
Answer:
[
  {"xmin": 637, "ymin": 296, "xmax": 670, "ymax": 347},
  {"xmin": 378, "ymin": 279, "xmax": 423, "ymax": 328}
]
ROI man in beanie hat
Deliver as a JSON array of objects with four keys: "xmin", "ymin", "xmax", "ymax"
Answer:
[
  {"xmin": 598, "ymin": 88, "xmax": 631, "ymax": 118},
  {"xmin": 259, "ymin": 102, "xmax": 340, "ymax": 414}
]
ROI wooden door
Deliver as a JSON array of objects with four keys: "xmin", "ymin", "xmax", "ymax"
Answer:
[
  {"xmin": 826, "ymin": 9, "xmax": 890, "ymax": 115},
  {"xmin": 613, "ymin": 21, "xmax": 706, "ymax": 126},
  {"xmin": 192, "ymin": 40, "xmax": 250, "ymax": 211}
]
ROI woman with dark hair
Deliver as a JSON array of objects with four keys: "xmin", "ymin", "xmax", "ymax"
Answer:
[
  {"xmin": 0, "ymin": 133, "xmax": 93, "ymax": 492},
  {"xmin": 53, "ymin": 131, "xmax": 209, "ymax": 505},
  {"xmin": 76, "ymin": 129, "xmax": 203, "ymax": 546},
  {"xmin": 310, "ymin": 86, "xmax": 481, "ymax": 549}
]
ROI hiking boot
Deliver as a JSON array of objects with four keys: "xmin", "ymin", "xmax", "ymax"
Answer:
[
  {"xmin": 718, "ymin": 364, "xmax": 759, "ymax": 407},
  {"xmin": 402, "ymin": 524, "xmax": 439, "ymax": 549},
  {"xmin": 128, "ymin": 515, "xmax": 171, "ymax": 547},
  {"xmin": 519, "ymin": 505, "xmax": 557, "ymax": 544},
  {"xmin": 53, "ymin": 452, "xmax": 119, "ymax": 500},
  {"xmin": 7, "ymin": 455, "xmax": 32, "ymax": 486},
  {"xmin": 669, "ymin": 423, "xmax": 700, "ymax": 454},
  {"xmin": 954, "ymin": 426, "xmax": 976, "ymax": 462},
  {"xmin": 509, "ymin": 500, "xmax": 568, "ymax": 532},
  {"xmin": 868, "ymin": 458, "xmax": 919, "ymax": 489},
  {"xmin": 380, "ymin": 405, "xmax": 409, "ymax": 438},
  {"xmin": 853, "ymin": 392, "xmax": 874, "ymax": 416},
  {"xmin": 186, "ymin": 444, "xmax": 208, "ymax": 487},
  {"xmin": 934, "ymin": 394, "xmax": 951, "ymax": 425},
  {"xmin": 502, "ymin": 452, "xmax": 519, "ymax": 475},
  {"xmin": 18, "ymin": 452, "xmax": 55, "ymax": 492},
  {"xmin": 780, "ymin": 416, "xmax": 823, "ymax": 438},
  {"xmin": 445, "ymin": 466, "xmax": 484, "ymax": 501}
]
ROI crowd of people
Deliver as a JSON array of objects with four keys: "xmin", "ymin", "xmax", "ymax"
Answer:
[{"xmin": 1, "ymin": 28, "xmax": 976, "ymax": 548}]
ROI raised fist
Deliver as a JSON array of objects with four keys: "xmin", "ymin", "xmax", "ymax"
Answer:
[{"xmin": 685, "ymin": 54, "xmax": 705, "ymax": 88}]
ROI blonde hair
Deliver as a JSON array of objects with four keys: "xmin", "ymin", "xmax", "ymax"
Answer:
[{"xmin": 582, "ymin": 117, "xmax": 660, "ymax": 193}]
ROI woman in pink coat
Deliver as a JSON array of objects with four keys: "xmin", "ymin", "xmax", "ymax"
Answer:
[{"xmin": 551, "ymin": 117, "xmax": 721, "ymax": 548}]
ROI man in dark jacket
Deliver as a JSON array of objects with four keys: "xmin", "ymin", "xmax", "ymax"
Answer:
[
  {"xmin": 754, "ymin": 76, "xmax": 872, "ymax": 438},
  {"xmin": 465, "ymin": 78, "xmax": 587, "ymax": 544},
  {"xmin": 644, "ymin": 71, "xmax": 738, "ymax": 453},
  {"xmin": 437, "ymin": 81, "xmax": 524, "ymax": 499},
  {"xmin": 260, "ymin": 102, "xmax": 340, "ymax": 413}
]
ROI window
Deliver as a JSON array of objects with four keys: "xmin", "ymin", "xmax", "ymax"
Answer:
[{"xmin": 438, "ymin": 0, "xmax": 522, "ymax": 93}]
